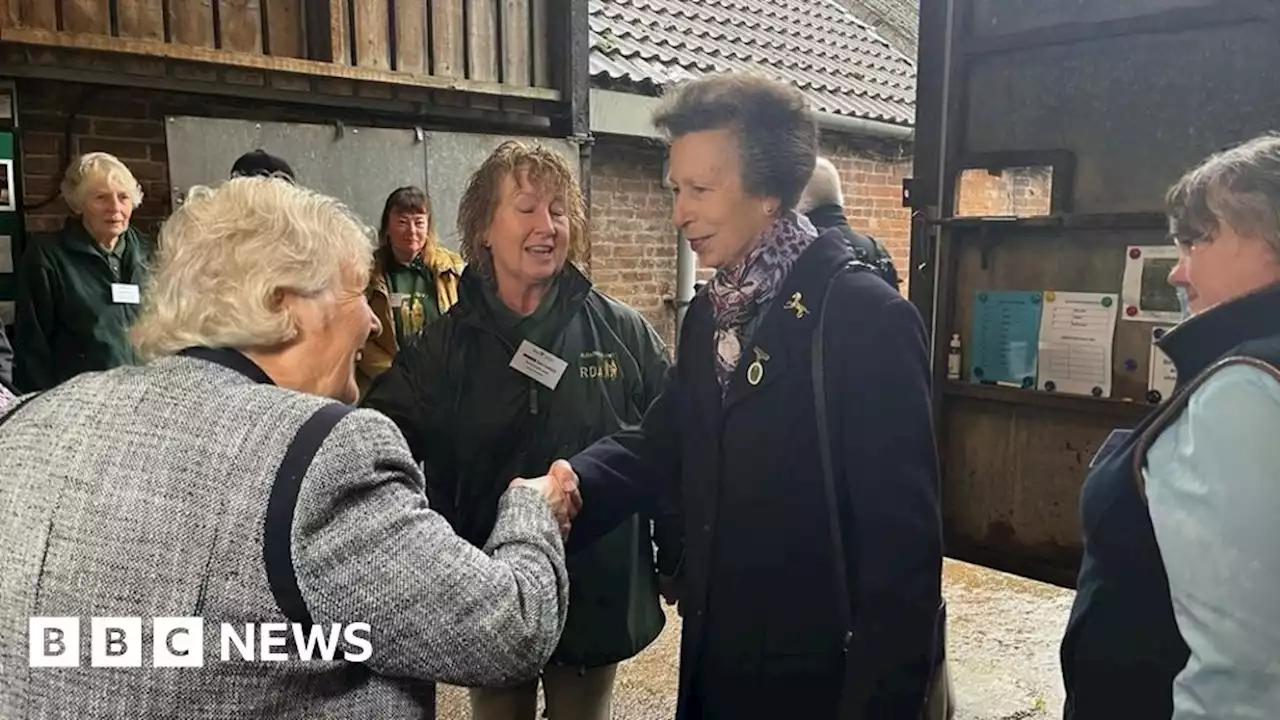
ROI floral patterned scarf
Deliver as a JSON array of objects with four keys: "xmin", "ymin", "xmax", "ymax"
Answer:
[{"xmin": 706, "ymin": 211, "xmax": 819, "ymax": 393}]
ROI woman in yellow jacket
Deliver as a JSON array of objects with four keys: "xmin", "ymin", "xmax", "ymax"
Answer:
[{"xmin": 357, "ymin": 186, "xmax": 464, "ymax": 394}]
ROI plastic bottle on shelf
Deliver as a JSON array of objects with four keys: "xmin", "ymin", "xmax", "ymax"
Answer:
[{"xmin": 947, "ymin": 332, "xmax": 962, "ymax": 380}]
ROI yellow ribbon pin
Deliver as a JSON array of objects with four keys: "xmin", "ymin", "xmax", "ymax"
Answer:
[{"xmin": 784, "ymin": 292, "xmax": 809, "ymax": 319}]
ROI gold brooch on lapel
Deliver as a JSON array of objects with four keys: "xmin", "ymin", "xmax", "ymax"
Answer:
[
  {"xmin": 784, "ymin": 292, "xmax": 809, "ymax": 319},
  {"xmin": 746, "ymin": 347, "xmax": 770, "ymax": 386}
]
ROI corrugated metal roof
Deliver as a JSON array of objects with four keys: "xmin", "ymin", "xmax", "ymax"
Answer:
[{"xmin": 589, "ymin": 0, "xmax": 917, "ymax": 126}]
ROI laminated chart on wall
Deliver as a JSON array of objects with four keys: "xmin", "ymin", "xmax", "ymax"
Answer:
[
  {"xmin": 1148, "ymin": 325, "xmax": 1178, "ymax": 403},
  {"xmin": 970, "ymin": 291, "xmax": 1043, "ymax": 388},
  {"xmin": 1121, "ymin": 246, "xmax": 1181, "ymax": 322},
  {"xmin": 1037, "ymin": 291, "xmax": 1119, "ymax": 397}
]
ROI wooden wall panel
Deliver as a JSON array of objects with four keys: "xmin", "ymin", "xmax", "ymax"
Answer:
[
  {"xmin": 531, "ymin": 0, "xmax": 549, "ymax": 87},
  {"xmin": 466, "ymin": 0, "xmax": 499, "ymax": 82},
  {"xmin": 353, "ymin": 0, "xmax": 391, "ymax": 69},
  {"xmin": 263, "ymin": 0, "xmax": 304, "ymax": 57},
  {"xmin": 219, "ymin": 0, "xmax": 264, "ymax": 53},
  {"xmin": 169, "ymin": 0, "xmax": 216, "ymax": 48},
  {"xmin": 15, "ymin": 0, "xmax": 56, "ymax": 30},
  {"xmin": 501, "ymin": 0, "xmax": 530, "ymax": 85},
  {"xmin": 393, "ymin": 0, "xmax": 426, "ymax": 74},
  {"xmin": 431, "ymin": 0, "xmax": 464, "ymax": 78},
  {"xmin": 329, "ymin": 0, "xmax": 351, "ymax": 65},
  {"xmin": 63, "ymin": 0, "xmax": 112, "ymax": 34},
  {"xmin": 117, "ymin": 0, "xmax": 165, "ymax": 41}
]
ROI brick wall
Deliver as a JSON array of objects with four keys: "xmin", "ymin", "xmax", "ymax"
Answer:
[
  {"xmin": 588, "ymin": 133, "xmax": 915, "ymax": 349},
  {"xmin": 17, "ymin": 84, "xmax": 173, "ymax": 236},
  {"xmin": 587, "ymin": 136, "xmax": 680, "ymax": 347},
  {"xmin": 955, "ymin": 166, "xmax": 1053, "ymax": 217}
]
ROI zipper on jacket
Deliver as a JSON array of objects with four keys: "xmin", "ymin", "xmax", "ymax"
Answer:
[{"xmin": 529, "ymin": 381, "xmax": 539, "ymax": 415}]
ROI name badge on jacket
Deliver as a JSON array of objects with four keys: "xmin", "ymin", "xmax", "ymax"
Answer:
[
  {"xmin": 111, "ymin": 283, "xmax": 141, "ymax": 305},
  {"xmin": 510, "ymin": 340, "xmax": 568, "ymax": 390},
  {"xmin": 389, "ymin": 292, "xmax": 405, "ymax": 309}
]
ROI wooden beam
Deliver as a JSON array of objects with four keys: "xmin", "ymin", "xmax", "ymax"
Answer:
[
  {"xmin": 1, "ymin": 52, "xmax": 559, "ymax": 129},
  {"xmin": 1, "ymin": 26, "xmax": 562, "ymax": 99},
  {"xmin": 430, "ymin": 0, "xmax": 463, "ymax": 78},
  {"xmin": 466, "ymin": 0, "xmax": 498, "ymax": 82},
  {"xmin": 117, "ymin": 0, "xmax": 165, "ymax": 41},
  {"xmin": 564, "ymin": 0, "xmax": 588, "ymax": 137},
  {"xmin": 352, "ymin": 0, "xmax": 390, "ymax": 69},
  {"xmin": 218, "ymin": 0, "xmax": 264, "ymax": 53},
  {"xmin": 501, "ymin": 0, "xmax": 529, "ymax": 86},
  {"xmin": 393, "ymin": 0, "xmax": 425, "ymax": 74}
]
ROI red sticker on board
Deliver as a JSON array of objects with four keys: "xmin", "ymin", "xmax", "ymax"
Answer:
[
  {"xmin": 1129, "ymin": 248, "xmax": 1142, "ymax": 259},
  {"xmin": 1126, "ymin": 305, "xmax": 1138, "ymax": 316}
]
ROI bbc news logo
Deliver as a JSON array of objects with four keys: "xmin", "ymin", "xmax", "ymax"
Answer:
[{"xmin": 29, "ymin": 617, "xmax": 372, "ymax": 667}]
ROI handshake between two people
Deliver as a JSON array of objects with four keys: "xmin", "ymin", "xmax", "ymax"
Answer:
[{"xmin": 509, "ymin": 459, "xmax": 582, "ymax": 536}]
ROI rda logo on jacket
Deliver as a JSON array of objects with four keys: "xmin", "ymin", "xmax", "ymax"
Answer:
[
  {"xmin": 579, "ymin": 351, "xmax": 620, "ymax": 380},
  {"xmin": 27, "ymin": 617, "xmax": 373, "ymax": 667}
]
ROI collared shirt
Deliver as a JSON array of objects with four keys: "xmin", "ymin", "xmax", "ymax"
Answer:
[{"xmin": 1145, "ymin": 363, "xmax": 1280, "ymax": 720}]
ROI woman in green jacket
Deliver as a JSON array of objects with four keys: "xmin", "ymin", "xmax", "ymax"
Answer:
[
  {"xmin": 363, "ymin": 141, "xmax": 680, "ymax": 720},
  {"xmin": 14, "ymin": 151, "xmax": 151, "ymax": 391}
]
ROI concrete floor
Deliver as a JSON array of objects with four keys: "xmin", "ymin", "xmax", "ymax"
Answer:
[{"xmin": 435, "ymin": 559, "xmax": 1075, "ymax": 719}]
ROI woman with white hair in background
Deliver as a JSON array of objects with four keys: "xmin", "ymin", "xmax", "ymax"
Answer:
[
  {"xmin": 0, "ymin": 177, "xmax": 577, "ymax": 718},
  {"xmin": 13, "ymin": 151, "xmax": 151, "ymax": 391}
]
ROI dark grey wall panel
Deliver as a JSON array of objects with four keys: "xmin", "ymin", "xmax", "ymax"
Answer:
[
  {"xmin": 964, "ymin": 22, "xmax": 1280, "ymax": 213},
  {"xmin": 971, "ymin": 0, "xmax": 1216, "ymax": 36}
]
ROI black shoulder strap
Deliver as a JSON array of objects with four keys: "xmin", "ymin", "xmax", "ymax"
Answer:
[
  {"xmin": 264, "ymin": 401, "xmax": 356, "ymax": 628},
  {"xmin": 812, "ymin": 262, "xmax": 873, "ymax": 647}
]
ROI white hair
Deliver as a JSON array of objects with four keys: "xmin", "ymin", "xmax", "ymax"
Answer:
[
  {"xmin": 131, "ymin": 177, "xmax": 376, "ymax": 360},
  {"xmin": 61, "ymin": 152, "xmax": 144, "ymax": 214},
  {"xmin": 799, "ymin": 156, "xmax": 844, "ymax": 212}
]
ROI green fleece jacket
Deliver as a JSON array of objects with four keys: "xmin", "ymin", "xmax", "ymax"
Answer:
[{"xmin": 14, "ymin": 218, "xmax": 152, "ymax": 392}]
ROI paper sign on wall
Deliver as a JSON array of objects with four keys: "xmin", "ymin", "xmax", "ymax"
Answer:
[
  {"xmin": 1121, "ymin": 246, "xmax": 1181, "ymax": 322},
  {"xmin": 1037, "ymin": 291, "xmax": 1119, "ymax": 397},
  {"xmin": 0, "ymin": 159, "xmax": 13, "ymax": 212},
  {"xmin": 1148, "ymin": 325, "xmax": 1178, "ymax": 403},
  {"xmin": 969, "ymin": 290, "xmax": 1042, "ymax": 387},
  {"xmin": 0, "ymin": 235, "xmax": 11, "ymax": 274}
]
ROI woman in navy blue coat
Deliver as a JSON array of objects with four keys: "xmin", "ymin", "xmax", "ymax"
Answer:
[{"xmin": 546, "ymin": 72, "xmax": 945, "ymax": 720}]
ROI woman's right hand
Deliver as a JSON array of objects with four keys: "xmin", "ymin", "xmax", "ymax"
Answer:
[{"xmin": 511, "ymin": 460, "xmax": 582, "ymax": 535}]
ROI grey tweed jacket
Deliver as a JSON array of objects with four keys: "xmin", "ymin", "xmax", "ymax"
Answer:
[{"xmin": 0, "ymin": 351, "xmax": 570, "ymax": 719}]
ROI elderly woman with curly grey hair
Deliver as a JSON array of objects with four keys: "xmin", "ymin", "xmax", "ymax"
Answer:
[
  {"xmin": 0, "ymin": 177, "xmax": 578, "ymax": 718},
  {"xmin": 14, "ymin": 151, "xmax": 151, "ymax": 391},
  {"xmin": 1063, "ymin": 134, "xmax": 1280, "ymax": 720},
  {"xmin": 543, "ymin": 71, "xmax": 945, "ymax": 719}
]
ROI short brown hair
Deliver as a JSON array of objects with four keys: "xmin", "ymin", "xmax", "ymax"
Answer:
[
  {"xmin": 1167, "ymin": 134, "xmax": 1280, "ymax": 256},
  {"xmin": 456, "ymin": 141, "xmax": 588, "ymax": 281},
  {"xmin": 652, "ymin": 72, "xmax": 818, "ymax": 212},
  {"xmin": 378, "ymin": 186, "xmax": 439, "ymax": 250}
]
